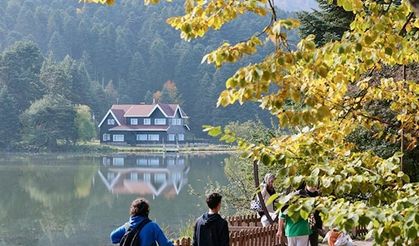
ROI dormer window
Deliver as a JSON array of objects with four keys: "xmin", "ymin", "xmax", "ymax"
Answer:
[
  {"xmin": 155, "ymin": 118, "xmax": 166, "ymax": 125},
  {"xmin": 130, "ymin": 118, "xmax": 138, "ymax": 125},
  {"xmin": 144, "ymin": 118, "xmax": 151, "ymax": 125},
  {"xmin": 107, "ymin": 119, "xmax": 115, "ymax": 125}
]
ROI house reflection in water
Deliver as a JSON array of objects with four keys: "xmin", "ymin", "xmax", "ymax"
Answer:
[{"xmin": 98, "ymin": 154, "xmax": 190, "ymax": 199}]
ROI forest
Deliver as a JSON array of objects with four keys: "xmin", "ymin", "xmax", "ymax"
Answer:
[
  {"xmin": 1, "ymin": 0, "xmax": 418, "ymax": 244},
  {"xmin": 0, "ymin": 0, "xmax": 303, "ymax": 150}
]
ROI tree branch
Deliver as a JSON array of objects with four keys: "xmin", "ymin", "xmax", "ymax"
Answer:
[{"xmin": 399, "ymin": 12, "xmax": 414, "ymax": 36}]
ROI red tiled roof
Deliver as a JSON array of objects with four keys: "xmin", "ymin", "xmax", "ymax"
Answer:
[
  {"xmin": 121, "ymin": 103, "xmax": 188, "ymax": 118},
  {"xmin": 123, "ymin": 104, "xmax": 156, "ymax": 117},
  {"xmin": 158, "ymin": 103, "xmax": 176, "ymax": 116},
  {"xmin": 111, "ymin": 179, "xmax": 176, "ymax": 196},
  {"xmin": 109, "ymin": 105, "xmax": 135, "ymax": 125},
  {"xmin": 109, "ymin": 125, "xmax": 169, "ymax": 131},
  {"xmin": 98, "ymin": 103, "xmax": 188, "ymax": 128}
]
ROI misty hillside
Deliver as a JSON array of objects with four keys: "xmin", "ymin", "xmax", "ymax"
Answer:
[{"xmin": 0, "ymin": 0, "xmax": 305, "ymax": 142}]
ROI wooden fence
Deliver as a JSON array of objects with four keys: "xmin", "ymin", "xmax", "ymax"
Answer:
[
  {"xmin": 228, "ymin": 214, "xmax": 261, "ymax": 227},
  {"xmin": 351, "ymin": 225, "xmax": 369, "ymax": 239},
  {"xmin": 173, "ymin": 225, "xmax": 280, "ymax": 246},
  {"xmin": 173, "ymin": 238, "xmax": 192, "ymax": 246},
  {"xmin": 230, "ymin": 225, "xmax": 280, "ymax": 246},
  {"xmin": 173, "ymin": 214, "xmax": 368, "ymax": 246},
  {"xmin": 174, "ymin": 214, "xmax": 280, "ymax": 246}
]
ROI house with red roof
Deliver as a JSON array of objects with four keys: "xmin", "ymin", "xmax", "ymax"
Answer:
[{"xmin": 98, "ymin": 103, "xmax": 190, "ymax": 144}]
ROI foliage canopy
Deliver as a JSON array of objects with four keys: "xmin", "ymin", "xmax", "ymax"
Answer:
[{"xmin": 86, "ymin": 0, "xmax": 419, "ymax": 243}]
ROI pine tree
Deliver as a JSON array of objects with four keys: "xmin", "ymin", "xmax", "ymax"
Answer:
[
  {"xmin": 144, "ymin": 90, "xmax": 154, "ymax": 104},
  {"xmin": 0, "ymin": 86, "xmax": 20, "ymax": 149},
  {"xmin": 126, "ymin": 52, "xmax": 147, "ymax": 101},
  {"xmin": 48, "ymin": 31, "xmax": 68, "ymax": 60},
  {"xmin": 39, "ymin": 54, "xmax": 72, "ymax": 97},
  {"xmin": 297, "ymin": 0, "xmax": 354, "ymax": 46},
  {"xmin": 159, "ymin": 80, "xmax": 183, "ymax": 105},
  {"xmin": 0, "ymin": 40, "xmax": 44, "ymax": 112}
]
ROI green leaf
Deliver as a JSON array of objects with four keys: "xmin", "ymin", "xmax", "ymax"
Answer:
[
  {"xmin": 355, "ymin": 43, "xmax": 362, "ymax": 51},
  {"xmin": 385, "ymin": 47, "xmax": 393, "ymax": 56},
  {"xmin": 261, "ymin": 153, "xmax": 273, "ymax": 165},
  {"xmin": 407, "ymin": 227, "xmax": 418, "ymax": 239},
  {"xmin": 203, "ymin": 125, "xmax": 222, "ymax": 137},
  {"xmin": 299, "ymin": 209, "xmax": 309, "ymax": 220},
  {"xmin": 266, "ymin": 193, "xmax": 279, "ymax": 206}
]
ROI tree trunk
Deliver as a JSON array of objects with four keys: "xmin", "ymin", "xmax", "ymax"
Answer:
[{"xmin": 253, "ymin": 160, "xmax": 274, "ymax": 224}]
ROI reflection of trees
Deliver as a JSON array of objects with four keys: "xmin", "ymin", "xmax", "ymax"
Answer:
[
  {"xmin": 18, "ymin": 164, "xmax": 100, "ymax": 243},
  {"xmin": 19, "ymin": 164, "xmax": 97, "ymax": 207},
  {"xmin": 0, "ymin": 159, "xmax": 107, "ymax": 246},
  {"xmin": 0, "ymin": 167, "xmax": 41, "ymax": 241},
  {"xmin": 75, "ymin": 164, "xmax": 96, "ymax": 198}
]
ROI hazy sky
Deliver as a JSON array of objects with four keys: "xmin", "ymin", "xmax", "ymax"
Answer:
[{"xmin": 275, "ymin": 0, "xmax": 318, "ymax": 12}]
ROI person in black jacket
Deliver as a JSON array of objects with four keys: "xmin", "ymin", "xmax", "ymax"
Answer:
[{"xmin": 193, "ymin": 192, "xmax": 229, "ymax": 246}]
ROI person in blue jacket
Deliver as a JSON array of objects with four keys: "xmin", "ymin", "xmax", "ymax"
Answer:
[{"xmin": 110, "ymin": 198, "xmax": 173, "ymax": 246}]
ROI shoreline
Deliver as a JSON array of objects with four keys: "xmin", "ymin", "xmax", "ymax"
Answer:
[{"xmin": 0, "ymin": 142, "xmax": 238, "ymax": 157}]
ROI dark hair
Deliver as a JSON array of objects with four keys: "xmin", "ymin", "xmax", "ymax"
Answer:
[
  {"xmin": 130, "ymin": 198, "xmax": 150, "ymax": 217},
  {"xmin": 206, "ymin": 192, "xmax": 222, "ymax": 209}
]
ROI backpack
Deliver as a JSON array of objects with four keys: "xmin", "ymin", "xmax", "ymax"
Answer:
[{"xmin": 119, "ymin": 218, "xmax": 151, "ymax": 246}]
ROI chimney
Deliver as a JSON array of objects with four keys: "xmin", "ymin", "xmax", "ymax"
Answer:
[{"xmin": 152, "ymin": 98, "xmax": 156, "ymax": 104}]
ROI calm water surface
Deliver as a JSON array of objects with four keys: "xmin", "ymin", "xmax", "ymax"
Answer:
[{"xmin": 0, "ymin": 153, "xmax": 230, "ymax": 246}]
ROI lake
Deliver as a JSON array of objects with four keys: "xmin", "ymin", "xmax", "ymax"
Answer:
[{"xmin": 0, "ymin": 153, "xmax": 230, "ymax": 246}]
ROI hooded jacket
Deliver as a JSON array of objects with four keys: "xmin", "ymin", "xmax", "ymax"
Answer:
[
  {"xmin": 192, "ymin": 212, "xmax": 229, "ymax": 246},
  {"xmin": 110, "ymin": 215, "xmax": 173, "ymax": 246}
]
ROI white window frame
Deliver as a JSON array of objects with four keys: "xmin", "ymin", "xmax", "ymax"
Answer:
[
  {"xmin": 130, "ymin": 172, "xmax": 139, "ymax": 181},
  {"xmin": 149, "ymin": 158, "xmax": 160, "ymax": 166},
  {"xmin": 144, "ymin": 118, "xmax": 151, "ymax": 125},
  {"xmin": 137, "ymin": 134, "xmax": 147, "ymax": 141},
  {"xmin": 148, "ymin": 134, "xmax": 159, "ymax": 141},
  {"xmin": 107, "ymin": 172, "xmax": 116, "ymax": 180},
  {"xmin": 144, "ymin": 173, "xmax": 151, "ymax": 182},
  {"xmin": 178, "ymin": 133, "xmax": 184, "ymax": 141},
  {"xmin": 168, "ymin": 134, "xmax": 175, "ymax": 141},
  {"xmin": 107, "ymin": 119, "xmax": 115, "ymax": 125},
  {"xmin": 155, "ymin": 173, "xmax": 166, "ymax": 183},
  {"xmin": 113, "ymin": 134, "xmax": 124, "ymax": 142},
  {"xmin": 103, "ymin": 133, "xmax": 111, "ymax": 141},
  {"xmin": 172, "ymin": 119, "xmax": 182, "ymax": 125},
  {"xmin": 102, "ymin": 157, "xmax": 111, "ymax": 165},
  {"xmin": 154, "ymin": 118, "xmax": 166, "ymax": 125},
  {"xmin": 137, "ymin": 159, "xmax": 148, "ymax": 166},
  {"xmin": 130, "ymin": 118, "xmax": 138, "ymax": 125},
  {"xmin": 112, "ymin": 157, "xmax": 124, "ymax": 166}
]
